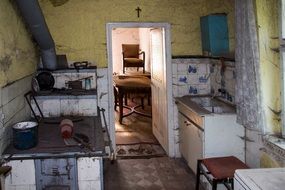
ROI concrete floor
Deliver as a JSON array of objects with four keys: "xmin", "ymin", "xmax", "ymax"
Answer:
[{"xmin": 104, "ymin": 157, "xmax": 200, "ymax": 190}]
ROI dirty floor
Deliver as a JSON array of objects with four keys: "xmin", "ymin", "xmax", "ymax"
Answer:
[
  {"xmin": 104, "ymin": 157, "xmax": 200, "ymax": 190},
  {"xmin": 109, "ymin": 93, "xmax": 200, "ymax": 189},
  {"xmin": 114, "ymin": 96, "xmax": 165, "ymax": 158}
]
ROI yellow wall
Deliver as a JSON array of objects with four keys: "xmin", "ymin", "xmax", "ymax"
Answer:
[
  {"xmin": 256, "ymin": 0, "xmax": 284, "ymax": 168},
  {"xmin": 256, "ymin": 0, "xmax": 281, "ymax": 134},
  {"xmin": 39, "ymin": 0, "xmax": 235, "ymax": 67},
  {"xmin": 0, "ymin": 0, "xmax": 37, "ymax": 87},
  {"xmin": 260, "ymin": 152, "xmax": 282, "ymax": 168}
]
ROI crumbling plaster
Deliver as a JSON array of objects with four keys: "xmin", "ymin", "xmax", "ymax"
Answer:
[
  {"xmin": 38, "ymin": 0, "xmax": 235, "ymax": 67},
  {"xmin": 256, "ymin": 0, "xmax": 281, "ymax": 135},
  {"xmin": 255, "ymin": 0, "xmax": 283, "ymax": 167},
  {"xmin": 0, "ymin": 0, "xmax": 38, "ymax": 87}
]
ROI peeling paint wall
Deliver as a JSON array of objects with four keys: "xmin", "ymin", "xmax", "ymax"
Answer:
[
  {"xmin": 255, "ymin": 0, "xmax": 282, "ymax": 168},
  {"xmin": 38, "ymin": 0, "xmax": 235, "ymax": 67},
  {"xmin": 260, "ymin": 152, "xmax": 281, "ymax": 168},
  {"xmin": 0, "ymin": 0, "xmax": 38, "ymax": 87},
  {"xmin": 0, "ymin": 0, "xmax": 38, "ymax": 153},
  {"xmin": 256, "ymin": 0, "xmax": 281, "ymax": 135}
]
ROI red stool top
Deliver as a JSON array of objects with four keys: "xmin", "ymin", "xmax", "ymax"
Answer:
[{"xmin": 202, "ymin": 156, "xmax": 249, "ymax": 180}]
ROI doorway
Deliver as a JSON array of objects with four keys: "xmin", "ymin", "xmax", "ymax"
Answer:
[{"xmin": 106, "ymin": 23, "xmax": 175, "ymax": 158}]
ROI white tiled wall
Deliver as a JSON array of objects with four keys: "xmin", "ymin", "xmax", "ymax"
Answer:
[
  {"xmin": 172, "ymin": 57, "xmax": 236, "ymax": 158},
  {"xmin": 210, "ymin": 59, "xmax": 236, "ymax": 103},
  {"xmin": 31, "ymin": 96, "xmax": 98, "ymax": 117},
  {"xmin": 172, "ymin": 58, "xmax": 212, "ymax": 157},
  {"xmin": 52, "ymin": 71, "xmax": 97, "ymax": 90},
  {"xmin": 31, "ymin": 70, "xmax": 99, "ymax": 118},
  {"xmin": 4, "ymin": 157, "xmax": 103, "ymax": 190},
  {"xmin": 96, "ymin": 68, "xmax": 110, "ymax": 129}
]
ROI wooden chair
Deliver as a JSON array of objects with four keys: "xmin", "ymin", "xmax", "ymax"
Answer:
[
  {"xmin": 122, "ymin": 44, "xmax": 145, "ymax": 74},
  {"xmin": 196, "ymin": 156, "xmax": 249, "ymax": 190}
]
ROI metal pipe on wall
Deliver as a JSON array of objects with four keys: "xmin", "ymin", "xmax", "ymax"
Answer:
[{"xmin": 14, "ymin": 0, "xmax": 57, "ymax": 70}]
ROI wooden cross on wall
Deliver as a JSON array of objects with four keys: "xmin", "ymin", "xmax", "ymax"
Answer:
[{"xmin": 135, "ymin": 7, "xmax": 141, "ymax": 18}]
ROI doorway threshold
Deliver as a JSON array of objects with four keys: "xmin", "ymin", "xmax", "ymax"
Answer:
[{"xmin": 116, "ymin": 144, "xmax": 166, "ymax": 159}]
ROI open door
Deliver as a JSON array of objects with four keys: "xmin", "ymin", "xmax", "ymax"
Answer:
[{"xmin": 150, "ymin": 28, "xmax": 168, "ymax": 151}]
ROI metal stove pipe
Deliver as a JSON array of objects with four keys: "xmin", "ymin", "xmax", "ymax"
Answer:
[{"xmin": 14, "ymin": 0, "xmax": 57, "ymax": 70}]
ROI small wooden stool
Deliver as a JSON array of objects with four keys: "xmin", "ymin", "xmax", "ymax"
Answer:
[{"xmin": 195, "ymin": 156, "xmax": 248, "ymax": 190}]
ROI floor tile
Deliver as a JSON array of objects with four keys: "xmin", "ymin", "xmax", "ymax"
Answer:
[{"xmin": 104, "ymin": 157, "xmax": 203, "ymax": 190}]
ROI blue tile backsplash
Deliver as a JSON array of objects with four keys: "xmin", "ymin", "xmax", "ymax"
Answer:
[{"xmin": 172, "ymin": 57, "xmax": 236, "ymax": 104}]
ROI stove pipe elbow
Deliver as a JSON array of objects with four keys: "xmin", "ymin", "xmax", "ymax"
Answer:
[{"xmin": 14, "ymin": 0, "xmax": 57, "ymax": 70}]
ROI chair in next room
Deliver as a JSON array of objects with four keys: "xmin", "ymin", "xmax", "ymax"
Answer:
[{"xmin": 122, "ymin": 44, "xmax": 145, "ymax": 74}]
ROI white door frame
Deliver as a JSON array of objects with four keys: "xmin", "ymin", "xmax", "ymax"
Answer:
[{"xmin": 106, "ymin": 22, "xmax": 175, "ymax": 157}]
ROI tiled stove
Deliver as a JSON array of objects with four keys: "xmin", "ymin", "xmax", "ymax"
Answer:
[
  {"xmin": 31, "ymin": 69, "xmax": 98, "ymax": 117},
  {"xmin": 3, "ymin": 68, "xmax": 107, "ymax": 190}
]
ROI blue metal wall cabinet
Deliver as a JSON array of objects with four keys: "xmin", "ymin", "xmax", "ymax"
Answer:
[{"xmin": 200, "ymin": 14, "xmax": 229, "ymax": 56}]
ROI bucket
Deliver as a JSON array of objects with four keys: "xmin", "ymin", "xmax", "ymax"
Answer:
[{"xmin": 12, "ymin": 121, "xmax": 38, "ymax": 150}]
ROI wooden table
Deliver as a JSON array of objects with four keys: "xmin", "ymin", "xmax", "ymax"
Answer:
[{"xmin": 113, "ymin": 75, "xmax": 151, "ymax": 124}]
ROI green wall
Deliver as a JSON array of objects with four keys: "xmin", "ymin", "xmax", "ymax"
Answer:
[
  {"xmin": 0, "ymin": 0, "xmax": 37, "ymax": 87},
  {"xmin": 39, "ymin": 0, "xmax": 235, "ymax": 67}
]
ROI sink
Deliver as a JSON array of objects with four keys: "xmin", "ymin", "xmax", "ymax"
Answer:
[
  {"xmin": 190, "ymin": 97, "xmax": 220, "ymax": 107},
  {"xmin": 190, "ymin": 96, "xmax": 235, "ymax": 114}
]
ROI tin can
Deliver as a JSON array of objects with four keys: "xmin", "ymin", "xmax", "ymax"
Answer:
[{"xmin": 85, "ymin": 78, "xmax": 91, "ymax": 90}]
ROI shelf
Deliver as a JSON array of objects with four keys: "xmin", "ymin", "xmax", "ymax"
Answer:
[{"xmin": 34, "ymin": 89, "xmax": 97, "ymax": 99}]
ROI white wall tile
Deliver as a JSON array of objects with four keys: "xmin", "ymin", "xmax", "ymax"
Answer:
[
  {"xmin": 172, "ymin": 63, "xmax": 177, "ymax": 75},
  {"xmin": 31, "ymin": 99, "xmax": 43, "ymax": 117},
  {"xmin": 177, "ymin": 63, "xmax": 188, "ymax": 75},
  {"xmin": 98, "ymin": 91, "xmax": 109, "ymax": 103},
  {"xmin": 78, "ymin": 99, "xmax": 97, "ymax": 116},
  {"xmin": 77, "ymin": 157, "xmax": 101, "ymax": 181},
  {"xmin": 42, "ymin": 99, "xmax": 60, "ymax": 117},
  {"xmin": 187, "ymin": 74, "xmax": 199, "ymax": 85},
  {"xmin": 4, "ymin": 160, "xmax": 35, "ymax": 186},
  {"xmin": 61, "ymin": 99, "xmax": 79, "ymax": 116},
  {"xmin": 177, "ymin": 75, "xmax": 188, "ymax": 85},
  {"xmin": 178, "ymin": 85, "xmax": 188, "ymax": 97},
  {"xmin": 53, "ymin": 73, "xmax": 70, "ymax": 89},
  {"xmin": 197, "ymin": 84, "xmax": 211, "ymax": 95},
  {"xmin": 90, "ymin": 73, "xmax": 97, "ymax": 89},
  {"xmin": 172, "ymin": 85, "xmax": 178, "ymax": 97},
  {"xmin": 78, "ymin": 181, "xmax": 101, "ymax": 190}
]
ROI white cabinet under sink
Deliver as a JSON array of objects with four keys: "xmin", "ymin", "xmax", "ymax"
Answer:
[
  {"xmin": 179, "ymin": 113, "xmax": 203, "ymax": 173},
  {"xmin": 176, "ymin": 97, "xmax": 245, "ymax": 174}
]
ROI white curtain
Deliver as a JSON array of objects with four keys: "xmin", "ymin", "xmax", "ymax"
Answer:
[{"xmin": 235, "ymin": 0, "xmax": 264, "ymax": 130}]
